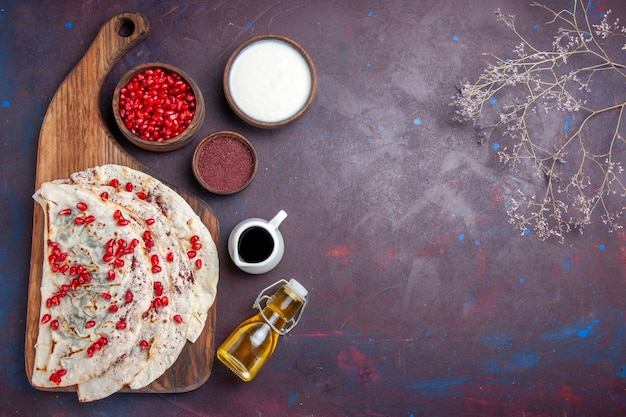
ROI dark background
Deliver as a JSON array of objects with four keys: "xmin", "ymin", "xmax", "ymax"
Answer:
[{"xmin": 1, "ymin": 1, "xmax": 625, "ymax": 416}]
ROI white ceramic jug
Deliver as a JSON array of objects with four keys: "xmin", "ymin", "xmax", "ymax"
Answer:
[{"xmin": 228, "ymin": 210, "xmax": 287, "ymax": 274}]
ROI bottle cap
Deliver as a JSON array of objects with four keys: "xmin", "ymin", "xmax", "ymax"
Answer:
[{"xmin": 287, "ymin": 278, "xmax": 308, "ymax": 299}]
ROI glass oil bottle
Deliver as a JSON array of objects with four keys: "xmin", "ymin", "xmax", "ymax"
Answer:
[{"xmin": 216, "ymin": 279, "xmax": 308, "ymax": 381}]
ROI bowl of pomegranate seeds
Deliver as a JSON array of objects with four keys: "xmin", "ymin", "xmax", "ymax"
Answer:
[
  {"xmin": 113, "ymin": 63, "xmax": 205, "ymax": 151},
  {"xmin": 192, "ymin": 131, "xmax": 258, "ymax": 195},
  {"xmin": 224, "ymin": 34, "xmax": 317, "ymax": 129}
]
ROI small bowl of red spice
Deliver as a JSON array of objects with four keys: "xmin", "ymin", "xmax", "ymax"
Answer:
[
  {"xmin": 192, "ymin": 131, "xmax": 258, "ymax": 195},
  {"xmin": 113, "ymin": 63, "xmax": 205, "ymax": 152}
]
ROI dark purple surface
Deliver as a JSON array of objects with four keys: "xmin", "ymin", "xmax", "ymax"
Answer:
[{"xmin": 2, "ymin": 1, "xmax": 626, "ymax": 416}]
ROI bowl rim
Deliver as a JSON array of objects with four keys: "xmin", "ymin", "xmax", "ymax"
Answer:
[
  {"xmin": 223, "ymin": 34, "xmax": 318, "ymax": 129},
  {"xmin": 112, "ymin": 62, "xmax": 205, "ymax": 152},
  {"xmin": 192, "ymin": 130, "xmax": 258, "ymax": 195}
]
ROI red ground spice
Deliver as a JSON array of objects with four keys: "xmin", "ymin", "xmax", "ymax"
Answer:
[{"xmin": 196, "ymin": 137, "xmax": 254, "ymax": 192}]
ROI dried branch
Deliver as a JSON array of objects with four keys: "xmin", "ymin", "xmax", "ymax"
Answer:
[{"xmin": 451, "ymin": 1, "xmax": 626, "ymax": 243}]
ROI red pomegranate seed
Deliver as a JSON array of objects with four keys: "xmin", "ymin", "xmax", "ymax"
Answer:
[
  {"xmin": 76, "ymin": 202, "xmax": 88, "ymax": 211},
  {"xmin": 50, "ymin": 320, "xmax": 59, "ymax": 330},
  {"xmin": 145, "ymin": 239, "xmax": 155, "ymax": 248},
  {"xmin": 146, "ymin": 218, "xmax": 155, "ymax": 225},
  {"xmin": 143, "ymin": 231, "xmax": 152, "ymax": 241},
  {"xmin": 173, "ymin": 315, "xmax": 183, "ymax": 324},
  {"xmin": 125, "ymin": 182, "xmax": 133, "ymax": 192},
  {"xmin": 117, "ymin": 239, "xmax": 127, "ymax": 249},
  {"xmin": 100, "ymin": 191, "xmax": 109, "ymax": 199},
  {"xmin": 115, "ymin": 247, "xmax": 125, "ymax": 258},
  {"xmin": 136, "ymin": 191, "xmax": 147, "ymax": 199},
  {"xmin": 113, "ymin": 209, "xmax": 122, "ymax": 220},
  {"xmin": 116, "ymin": 320, "xmax": 127, "ymax": 330},
  {"xmin": 118, "ymin": 67, "xmax": 196, "ymax": 142},
  {"xmin": 151, "ymin": 265, "xmax": 162, "ymax": 273},
  {"xmin": 140, "ymin": 340, "xmax": 149, "ymax": 350},
  {"xmin": 50, "ymin": 369, "xmax": 66, "ymax": 384},
  {"xmin": 41, "ymin": 314, "xmax": 51, "ymax": 324},
  {"xmin": 107, "ymin": 269, "xmax": 116, "ymax": 280},
  {"xmin": 59, "ymin": 208, "xmax": 72, "ymax": 216},
  {"xmin": 110, "ymin": 179, "xmax": 120, "ymax": 188},
  {"xmin": 195, "ymin": 259, "xmax": 203, "ymax": 269},
  {"xmin": 85, "ymin": 320, "xmax": 96, "ymax": 328},
  {"xmin": 187, "ymin": 250, "xmax": 196, "ymax": 259},
  {"xmin": 84, "ymin": 215, "xmax": 95, "ymax": 224},
  {"xmin": 161, "ymin": 296, "xmax": 169, "ymax": 306},
  {"xmin": 108, "ymin": 305, "xmax": 119, "ymax": 313},
  {"xmin": 166, "ymin": 252, "xmax": 174, "ymax": 262},
  {"xmin": 101, "ymin": 292, "xmax": 112, "ymax": 300},
  {"xmin": 150, "ymin": 254, "xmax": 159, "ymax": 266},
  {"xmin": 192, "ymin": 242, "xmax": 202, "ymax": 250},
  {"xmin": 114, "ymin": 258, "xmax": 125, "ymax": 268},
  {"xmin": 190, "ymin": 235, "xmax": 200, "ymax": 243},
  {"xmin": 155, "ymin": 286, "xmax": 164, "ymax": 297},
  {"xmin": 87, "ymin": 346, "xmax": 95, "ymax": 357},
  {"xmin": 117, "ymin": 218, "xmax": 129, "ymax": 226},
  {"xmin": 125, "ymin": 290, "xmax": 133, "ymax": 303},
  {"xmin": 51, "ymin": 295, "xmax": 60, "ymax": 306},
  {"xmin": 49, "ymin": 252, "xmax": 59, "ymax": 262},
  {"xmin": 103, "ymin": 254, "xmax": 115, "ymax": 263},
  {"xmin": 74, "ymin": 217, "xmax": 85, "ymax": 225},
  {"xmin": 129, "ymin": 239, "xmax": 139, "ymax": 249},
  {"xmin": 59, "ymin": 264, "xmax": 69, "ymax": 274},
  {"xmin": 98, "ymin": 336, "xmax": 108, "ymax": 346}
]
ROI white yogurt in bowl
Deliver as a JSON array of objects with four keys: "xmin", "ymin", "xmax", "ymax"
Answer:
[{"xmin": 224, "ymin": 35, "xmax": 317, "ymax": 128}]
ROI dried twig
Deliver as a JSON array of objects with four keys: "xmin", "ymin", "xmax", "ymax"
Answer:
[{"xmin": 451, "ymin": 1, "xmax": 626, "ymax": 243}]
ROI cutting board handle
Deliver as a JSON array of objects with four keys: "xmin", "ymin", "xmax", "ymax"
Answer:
[
  {"xmin": 86, "ymin": 12, "xmax": 150, "ymax": 87},
  {"xmin": 35, "ymin": 12, "xmax": 150, "ymax": 185}
]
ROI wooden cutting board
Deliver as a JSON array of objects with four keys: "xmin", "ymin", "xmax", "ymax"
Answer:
[{"xmin": 25, "ymin": 12, "xmax": 218, "ymax": 394}]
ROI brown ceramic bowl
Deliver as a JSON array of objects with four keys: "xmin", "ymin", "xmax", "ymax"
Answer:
[
  {"xmin": 223, "ymin": 34, "xmax": 317, "ymax": 129},
  {"xmin": 192, "ymin": 131, "xmax": 258, "ymax": 195},
  {"xmin": 113, "ymin": 63, "xmax": 205, "ymax": 152}
]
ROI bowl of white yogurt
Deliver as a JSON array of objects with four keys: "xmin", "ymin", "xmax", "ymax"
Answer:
[{"xmin": 224, "ymin": 34, "xmax": 317, "ymax": 129}]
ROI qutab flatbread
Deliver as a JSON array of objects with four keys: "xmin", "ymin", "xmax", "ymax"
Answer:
[
  {"xmin": 64, "ymin": 164, "xmax": 218, "ymax": 343},
  {"xmin": 32, "ymin": 183, "xmax": 155, "ymax": 388},
  {"xmin": 31, "ymin": 165, "xmax": 218, "ymax": 402}
]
